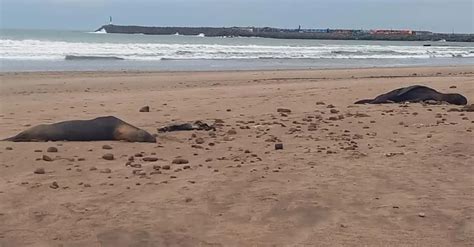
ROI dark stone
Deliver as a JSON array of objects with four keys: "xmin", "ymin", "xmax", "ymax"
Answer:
[
  {"xmin": 139, "ymin": 106, "xmax": 150, "ymax": 112},
  {"xmin": 275, "ymin": 143, "xmax": 284, "ymax": 150},
  {"xmin": 102, "ymin": 154, "xmax": 114, "ymax": 160},
  {"xmin": 172, "ymin": 158, "xmax": 189, "ymax": 164}
]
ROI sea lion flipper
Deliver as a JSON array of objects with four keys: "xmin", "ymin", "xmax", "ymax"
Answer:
[{"xmin": 354, "ymin": 99, "xmax": 374, "ymax": 104}]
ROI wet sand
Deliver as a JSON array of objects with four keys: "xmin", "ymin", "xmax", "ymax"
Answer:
[{"xmin": 0, "ymin": 66, "xmax": 473, "ymax": 246}]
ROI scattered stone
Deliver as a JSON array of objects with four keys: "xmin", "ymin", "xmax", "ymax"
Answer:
[
  {"xmin": 195, "ymin": 138, "xmax": 205, "ymax": 144},
  {"xmin": 183, "ymin": 165, "xmax": 191, "ymax": 169},
  {"xmin": 461, "ymin": 104, "xmax": 474, "ymax": 112},
  {"xmin": 34, "ymin": 168, "xmax": 45, "ymax": 174},
  {"xmin": 227, "ymin": 129, "xmax": 237, "ymax": 135},
  {"xmin": 330, "ymin": 109, "xmax": 339, "ymax": 114},
  {"xmin": 50, "ymin": 181, "xmax": 59, "ymax": 189},
  {"xmin": 275, "ymin": 143, "xmax": 284, "ymax": 150},
  {"xmin": 223, "ymin": 136, "xmax": 234, "ymax": 141},
  {"xmin": 89, "ymin": 167, "xmax": 97, "ymax": 171},
  {"xmin": 449, "ymin": 85, "xmax": 457, "ymax": 88},
  {"xmin": 5, "ymin": 147, "xmax": 13, "ymax": 150},
  {"xmin": 102, "ymin": 145, "xmax": 113, "ymax": 150},
  {"xmin": 162, "ymin": 165, "xmax": 171, "ymax": 170},
  {"xmin": 139, "ymin": 106, "xmax": 150, "ymax": 112},
  {"xmin": 205, "ymin": 158, "xmax": 213, "ymax": 162},
  {"xmin": 316, "ymin": 101, "xmax": 325, "ymax": 105},
  {"xmin": 326, "ymin": 104, "xmax": 335, "ymax": 109},
  {"xmin": 143, "ymin": 157, "xmax": 158, "ymax": 162},
  {"xmin": 427, "ymin": 134, "xmax": 432, "ymax": 138},
  {"xmin": 34, "ymin": 149, "xmax": 42, "ymax": 152},
  {"xmin": 46, "ymin": 147, "xmax": 58, "ymax": 153},
  {"xmin": 42, "ymin": 155, "xmax": 53, "ymax": 162},
  {"xmin": 418, "ymin": 212, "xmax": 426, "ymax": 218},
  {"xmin": 102, "ymin": 153, "xmax": 114, "ymax": 160},
  {"xmin": 185, "ymin": 197, "xmax": 193, "ymax": 203},
  {"xmin": 100, "ymin": 168, "xmax": 112, "ymax": 174},
  {"xmin": 172, "ymin": 158, "xmax": 189, "ymax": 164},
  {"xmin": 277, "ymin": 108, "xmax": 292, "ymax": 113},
  {"xmin": 355, "ymin": 113, "xmax": 370, "ymax": 118},
  {"xmin": 447, "ymin": 108, "xmax": 460, "ymax": 112},
  {"xmin": 78, "ymin": 158, "xmax": 85, "ymax": 161},
  {"xmin": 385, "ymin": 152, "xmax": 404, "ymax": 157}
]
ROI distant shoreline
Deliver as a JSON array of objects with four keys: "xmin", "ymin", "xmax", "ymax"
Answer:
[{"xmin": 97, "ymin": 24, "xmax": 474, "ymax": 42}]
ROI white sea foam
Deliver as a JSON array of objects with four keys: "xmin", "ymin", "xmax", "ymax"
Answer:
[
  {"xmin": 88, "ymin": 28, "xmax": 107, "ymax": 34},
  {"xmin": 1, "ymin": 38, "xmax": 473, "ymax": 61}
]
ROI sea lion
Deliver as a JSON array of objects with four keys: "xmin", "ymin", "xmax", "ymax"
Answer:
[
  {"xmin": 3, "ymin": 116, "xmax": 156, "ymax": 142},
  {"xmin": 354, "ymin": 85, "xmax": 467, "ymax": 105},
  {"xmin": 158, "ymin": 121, "xmax": 216, "ymax": 132}
]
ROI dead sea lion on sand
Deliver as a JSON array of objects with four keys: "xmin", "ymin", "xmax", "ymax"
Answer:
[
  {"xmin": 158, "ymin": 121, "xmax": 216, "ymax": 132},
  {"xmin": 3, "ymin": 116, "xmax": 156, "ymax": 142},
  {"xmin": 355, "ymin": 85, "xmax": 467, "ymax": 105}
]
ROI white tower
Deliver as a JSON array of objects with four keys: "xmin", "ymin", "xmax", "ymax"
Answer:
[{"xmin": 109, "ymin": 16, "xmax": 113, "ymax": 25}]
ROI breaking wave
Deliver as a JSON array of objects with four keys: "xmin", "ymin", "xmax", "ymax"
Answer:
[{"xmin": 1, "ymin": 38, "xmax": 473, "ymax": 61}]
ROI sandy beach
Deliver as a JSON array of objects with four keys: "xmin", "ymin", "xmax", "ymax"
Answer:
[{"xmin": 0, "ymin": 66, "xmax": 473, "ymax": 246}]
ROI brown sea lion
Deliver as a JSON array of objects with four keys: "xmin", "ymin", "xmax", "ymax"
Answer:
[
  {"xmin": 355, "ymin": 85, "xmax": 468, "ymax": 105},
  {"xmin": 3, "ymin": 116, "xmax": 156, "ymax": 142}
]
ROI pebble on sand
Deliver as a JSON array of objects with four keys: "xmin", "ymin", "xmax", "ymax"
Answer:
[
  {"xmin": 418, "ymin": 212, "xmax": 426, "ymax": 217},
  {"xmin": 227, "ymin": 129, "xmax": 237, "ymax": 135},
  {"xmin": 50, "ymin": 181, "xmax": 59, "ymax": 189},
  {"xmin": 143, "ymin": 157, "xmax": 159, "ymax": 162},
  {"xmin": 102, "ymin": 145, "xmax": 113, "ymax": 150},
  {"xmin": 102, "ymin": 154, "xmax": 114, "ymax": 160},
  {"xmin": 277, "ymin": 108, "xmax": 292, "ymax": 113},
  {"xmin": 100, "ymin": 168, "xmax": 112, "ymax": 173},
  {"xmin": 42, "ymin": 155, "xmax": 53, "ymax": 162},
  {"xmin": 275, "ymin": 143, "xmax": 284, "ymax": 150},
  {"xmin": 139, "ymin": 106, "xmax": 150, "ymax": 112},
  {"xmin": 34, "ymin": 168, "xmax": 45, "ymax": 174},
  {"xmin": 5, "ymin": 147, "xmax": 13, "ymax": 150},
  {"xmin": 195, "ymin": 138, "xmax": 205, "ymax": 144},
  {"xmin": 46, "ymin": 147, "xmax": 58, "ymax": 153},
  {"xmin": 172, "ymin": 158, "xmax": 189, "ymax": 164}
]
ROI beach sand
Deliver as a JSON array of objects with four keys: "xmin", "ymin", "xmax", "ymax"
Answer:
[{"xmin": 0, "ymin": 66, "xmax": 473, "ymax": 246}]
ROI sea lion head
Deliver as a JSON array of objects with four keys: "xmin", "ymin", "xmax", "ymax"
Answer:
[
  {"xmin": 115, "ymin": 124, "xmax": 156, "ymax": 143},
  {"xmin": 133, "ymin": 129, "xmax": 157, "ymax": 143},
  {"xmin": 443, "ymin": 93, "xmax": 468, "ymax": 105}
]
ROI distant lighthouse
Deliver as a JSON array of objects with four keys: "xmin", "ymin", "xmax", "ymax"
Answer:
[{"xmin": 109, "ymin": 16, "xmax": 113, "ymax": 25}]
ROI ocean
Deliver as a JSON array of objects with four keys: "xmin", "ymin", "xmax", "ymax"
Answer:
[{"xmin": 1, "ymin": 29, "xmax": 473, "ymax": 72}]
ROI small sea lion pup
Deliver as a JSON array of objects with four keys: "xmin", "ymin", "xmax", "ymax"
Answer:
[
  {"xmin": 354, "ymin": 85, "xmax": 467, "ymax": 105},
  {"xmin": 3, "ymin": 116, "xmax": 156, "ymax": 142}
]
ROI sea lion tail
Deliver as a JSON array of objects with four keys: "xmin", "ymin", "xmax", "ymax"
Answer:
[{"xmin": 354, "ymin": 99, "xmax": 374, "ymax": 104}]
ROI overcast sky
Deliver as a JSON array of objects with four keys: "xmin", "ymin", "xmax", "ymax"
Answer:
[{"xmin": 1, "ymin": 0, "xmax": 473, "ymax": 33}]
